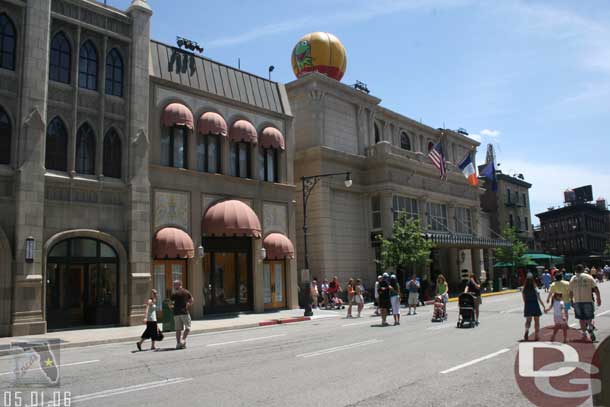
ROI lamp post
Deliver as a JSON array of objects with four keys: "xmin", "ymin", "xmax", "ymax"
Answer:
[{"xmin": 301, "ymin": 172, "xmax": 352, "ymax": 316}]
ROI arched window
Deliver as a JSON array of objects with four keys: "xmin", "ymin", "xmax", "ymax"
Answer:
[
  {"xmin": 105, "ymin": 48, "xmax": 123, "ymax": 97},
  {"xmin": 197, "ymin": 134, "xmax": 220, "ymax": 173},
  {"xmin": 45, "ymin": 117, "xmax": 68, "ymax": 171},
  {"xmin": 374, "ymin": 123, "xmax": 380, "ymax": 143},
  {"xmin": 400, "ymin": 132, "xmax": 411, "ymax": 151},
  {"xmin": 78, "ymin": 40, "xmax": 97, "ymax": 90},
  {"xmin": 0, "ymin": 13, "xmax": 16, "ymax": 71},
  {"xmin": 75, "ymin": 123, "xmax": 96, "ymax": 174},
  {"xmin": 0, "ymin": 106, "xmax": 10, "ymax": 164},
  {"xmin": 258, "ymin": 147, "xmax": 278, "ymax": 182},
  {"xmin": 161, "ymin": 126, "xmax": 188, "ymax": 168},
  {"xmin": 103, "ymin": 128, "xmax": 121, "ymax": 178},
  {"xmin": 49, "ymin": 32, "xmax": 71, "ymax": 84},
  {"xmin": 230, "ymin": 142, "xmax": 250, "ymax": 178}
]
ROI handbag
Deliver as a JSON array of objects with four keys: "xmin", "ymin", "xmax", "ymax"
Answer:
[{"xmin": 155, "ymin": 328, "xmax": 164, "ymax": 341}]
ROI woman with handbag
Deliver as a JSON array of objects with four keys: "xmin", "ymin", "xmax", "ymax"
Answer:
[{"xmin": 137, "ymin": 289, "xmax": 161, "ymax": 351}]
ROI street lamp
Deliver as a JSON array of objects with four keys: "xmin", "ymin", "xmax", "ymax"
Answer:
[{"xmin": 301, "ymin": 172, "xmax": 352, "ymax": 316}]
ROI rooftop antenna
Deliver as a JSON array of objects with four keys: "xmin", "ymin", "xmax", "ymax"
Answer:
[{"xmin": 238, "ymin": 58, "xmax": 241, "ymax": 70}]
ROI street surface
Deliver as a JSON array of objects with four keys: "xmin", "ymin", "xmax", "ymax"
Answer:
[{"xmin": 1, "ymin": 282, "xmax": 609, "ymax": 407}]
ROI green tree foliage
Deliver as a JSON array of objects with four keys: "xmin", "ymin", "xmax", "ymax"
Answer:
[
  {"xmin": 494, "ymin": 226, "xmax": 528, "ymax": 267},
  {"xmin": 378, "ymin": 212, "xmax": 434, "ymax": 273}
]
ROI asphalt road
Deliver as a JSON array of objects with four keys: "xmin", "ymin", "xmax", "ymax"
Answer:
[{"xmin": 1, "ymin": 282, "xmax": 609, "ymax": 407}]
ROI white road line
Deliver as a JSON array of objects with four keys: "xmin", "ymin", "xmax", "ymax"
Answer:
[
  {"xmin": 206, "ymin": 334, "xmax": 286, "ymax": 347},
  {"xmin": 342, "ymin": 320, "xmax": 374, "ymax": 327},
  {"xmin": 0, "ymin": 359, "xmax": 99, "ymax": 376},
  {"xmin": 597, "ymin": 309, "xmax": 610, "ymax": 317},
  {"xmin": 35, "ymin": 377, "xmax": 193, "ymax": 406},
  {"xmin": 296, "ymin": 339, "xmax": 382, "ymax": 358},
  {"xmin": 500, "ymin": 307, "xmax": 522, "ymax": 314},
  {"xmin": 427, "ymin": 324, "xmax": 454, "ymax": 330},
  {"xmin": 440, "ymin": 348, "xmax": 511, "ymax": 374}
]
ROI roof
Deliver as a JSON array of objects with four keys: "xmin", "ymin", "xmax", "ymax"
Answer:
[
  {"xmin": 149, "ymin": 40, "xmax": 290, "ymax": 116},
  {"xmin": 536, "ymin": 202, "xmax": 610, "ymax": 218},
  {"xmin": 496, "ymin": 172, "xmax": 532, "ymax": 188}
]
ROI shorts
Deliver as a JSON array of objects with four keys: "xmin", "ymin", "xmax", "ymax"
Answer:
[
  {"xmin": 174, "ymin": 314, "xmax": 191, "ymax": 331},
  {"xmin": 440, "ymin": 293, "xmax": 449, "ymax": 304},
  {"xmin": 573, "ymin": 302, "xmax": 594, "ymax": 321},
  {"xmin": 408, "ymin": 293, "xmax": 419, "ymax": 306},
  {"xmin": 390, "ymin": 296, "xmax": 401, "ymax": 315},
  {"xmin": 564, "ymin": 302, "xmax": 572, "ymax": 312},
  {"xmin": 354, "ymin": 295, "xmax": 363, "ymax": 304}
]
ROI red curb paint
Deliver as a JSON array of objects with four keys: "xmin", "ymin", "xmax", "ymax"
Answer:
[
  {"xmin": 279, "ymin": 317, "xmax": 311, "ymax": 324},
  {"xmin": 258, "ymin": 320, "xmax": 279, "ymax": 326}
]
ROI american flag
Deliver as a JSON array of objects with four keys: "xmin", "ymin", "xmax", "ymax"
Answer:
[{"xmin": 428, "ymin": 142, "xmax": 447, "ymax": 180}]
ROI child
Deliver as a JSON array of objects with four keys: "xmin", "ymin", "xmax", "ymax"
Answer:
[{"xmin": 546, "ymin": 292, "xmax": 568, "ymax": 343}]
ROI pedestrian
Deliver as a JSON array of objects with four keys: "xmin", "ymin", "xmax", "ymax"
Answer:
[
  {"xmin": 547, "ymin": 272, "xmax": 571, "ymax": 323},
  {"xmin": 389, "ymin": 274, "xmax": 401, "ymax": 325},
  {"xmin": 464, "ymin": 274, "xmax": 482, "ymax": 325},
  {"xmin": 137, "ymin": 289, "xmax": 161, "ymax": 351},
  {"xmin": 436, "ymin": 274, "xmax": 449, "ymax": 319},
  {"xmin": 374, "ymin": 275, "xmax": 381, "ymax": 315},
  {"xmin": 311, "ymin": 278, "xmax": 319, "ymax": 309},
  {"xmin": 406, "ymin": 274, "xmax": 420, "ymax": 315},
  {"xmin": 604, "ymin": 264, "xmax": 610, "ymax": 281},
  {"xmin": 591, "ymin": 267, "xmax": 598, "ymax": 282},
  {"xmin": 170, "ymin": 280, "xmax": 193, "ymax": 350},
  {"xmin": 378, "ymin": 273, "xmax": 391, "ymax": 326},
  {"xmin": 569, "ymin": 264, "xmax": 602, "ymax": 342},
  {"xmin": 346, "ymin": 278, "xmax": 355, "ymax": 318},
  {"xmin": 418, "ymin": 277, "xmax": 427, "ymax": 306},
  {"xmin": 542, "ymin": 269, "xmax": 551, "ymax": 293},
  {"xmin": 320, "ymin": 279, "xmax": 329, "ymax": 308},
  {"xmin": 545, "ymin": 292, "xmax": 568, "ymax": 343},
  {"xmin": 354, "ymin": 278, "xmax": 364, "ymax": 318},
  {"xmin": 522, "ymin": 273, "xmax": 546, "ymax": 341}
]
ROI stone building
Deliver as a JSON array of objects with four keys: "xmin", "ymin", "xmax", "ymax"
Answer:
[
  {"xmin": 0, "ymin": 0, "xmax": 297, "ymax": 337},
  {"xmin": 286, "ymin": 71, "xmax": 508, "ymax": 292}
]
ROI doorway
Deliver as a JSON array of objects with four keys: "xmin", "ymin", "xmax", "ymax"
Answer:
[
  {"xmin": 264, "ymin": 260, "xmax": 286, "ymax": 309},
  {"xmin": 153, "ymin": 260, "xmax": 187, "ymax": 320}
]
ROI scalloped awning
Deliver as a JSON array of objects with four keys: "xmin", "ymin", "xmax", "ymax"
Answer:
[
  {"xmin": 198, "ymin": 112, "xmax": 227, "ymax": 136},
  {"xmin": 161, "ymin": 103, "xmax": 194, "ymax": 129},
  {"xmin": 153, "ymin": 227, "xmax": 195, "ymax": 259},
  {"xmin": 228, "ymin": 120, "xmax": 257, "ymax": 143},
  {"xmin": 259, "ymin": 127, "xmax": 285, "ymax": 150},
  {"xmin": 263, "ymin": 233, "xmax": 294, "ymax": 260},
  {"xmin": 202, "ymin": 200, "xmax": 262, "ymax": 238}
]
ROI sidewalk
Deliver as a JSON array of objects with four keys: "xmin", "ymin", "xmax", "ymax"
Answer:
[{"xmin": 0, "ymin": 309, "xmax": 340, "ymax": 356}]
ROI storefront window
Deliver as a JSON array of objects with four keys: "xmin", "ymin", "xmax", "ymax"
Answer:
[{"xmin": 427, "ymin": 202, "xmax": 448, "ymax": 231}]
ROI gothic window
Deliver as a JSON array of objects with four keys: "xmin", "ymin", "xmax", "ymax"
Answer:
[
  {"xmin": 0, "ymin": 13, "xmax": 16, "ymax": 70},
  {"xmin": 0, "ymin": 106, "xmax": 10, "ymax": 164},
  {"xmin": 79, "ymin": 40, "xmax": 98, "ymax": 90},
  {"xmin": 49, "ymin": 32, "xmax": 71, "ymax": 84},
  {"xmin": 103, "ymin": 128, "xmax": 121, "ymax": 178},
  {"xmin": 45, "ymin": 117, "xmax": 68, "ymax": 171},
  {"xmin": 400, "ymin": 132, "xmax": 411, "ymax": 151},
  {"xmin": 75, "ymin": 123, "xmax": 96, "ymax": 174},
  {"xmin": 105, "ymin": 48, "xmax": 123, "ymax": 97}
]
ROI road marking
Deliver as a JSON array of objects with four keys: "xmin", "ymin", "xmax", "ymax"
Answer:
[
  {"xmin": 296, "ymin": 339, "xmax": 383, "ymax": 358},
  {"xmin": 597, "ymin": 309, "xmax": 610, "ymax": 317},
  {"xmin": 500, "ymin": 307, "xmax": 522, "ymax": 314},
  {"xmin": 0, "ymin": 359, "xmax": 99, "ymax": 376},
  {"xmin": 342, "ymin": 320, "xmax": 374, "ymax": 327},
  {"xmin": 427, "ymin": 324, "xmax": 453, "ymax": 330},
  {"xmin": 34, "ymin": 377, "xmax": 194, "ymax": 406},
  {"xmin": 206, "ymin": 334, "xmax": 286, "ymax": 347},
  {"xmin": 440, "ymin": 348, "xmax": 511, "ymax": 374}
]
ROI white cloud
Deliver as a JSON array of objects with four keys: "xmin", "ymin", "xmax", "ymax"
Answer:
[
  {"xmin": 480, "ymin": 129, "xmax": 500, "ymax": 138},
  {"xmin": 468, "ymin": 128, "xmax": 501, "ymax": 144}
]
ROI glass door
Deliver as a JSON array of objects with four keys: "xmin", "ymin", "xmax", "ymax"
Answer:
[
  {"xmin": 263, "ymin": 260, "xmax": 286, "ymax": 309},
  {"xmin": 152, "ymin": 260, "xmax": 187, "ymax": 320},
  {"xmin": 203, "ymin": 252, "xmax": 252, "ymax": 314}
]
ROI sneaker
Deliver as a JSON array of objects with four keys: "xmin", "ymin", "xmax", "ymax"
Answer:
[
  {"xmin": 413, "ymin": 312, "xmax": 417, "ymax": 315},
  {"xmin": 176, "ymin": 343, "xmax": 182, "ymax": 350},
  {"xmin": 136, "ymin": 342, "xmax": 142, "ymax": 351}
]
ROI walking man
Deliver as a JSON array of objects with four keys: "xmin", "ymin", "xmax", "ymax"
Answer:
[
  {"xmin": 569, "ymin": 264, "xmax": 602, "ymax": 342},
  {"xmin": 406, "ymin": 275, "xmax": 420, "ymax": 315},
  {"xmin": 170, "ymin": 280, "xmax": 193, "ymax": 349},
  {"xmin": 374, "ymin": 275, "xmax": 381, "ymax": 315}
]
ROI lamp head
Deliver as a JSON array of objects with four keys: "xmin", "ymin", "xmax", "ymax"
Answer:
[{"xmin": 344, "ymin": 173, "xmax": 352, "ymax": 188}]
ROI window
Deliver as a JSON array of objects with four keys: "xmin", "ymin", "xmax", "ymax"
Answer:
[
  {"xmin": 400, "ymin": 132, "xmax": 411, "ymax": 151},
  {"xmin": 0, "ymin": 13, "xmax": 16, "ymax": 71},
  {"xmin": 517, "ymin": 216, "xmax": 521, "ymax": 231},
  {"xmin": 45, "ymin": 117, "xmax": 68, "ymax": 171},
  {"xmin": 524, "ymin": 217, "xmax": 529, "ymax": 231},
  {"xmin": 161, "ymin": 126, "xmax": 188, "ymax": 168},
  {"xmin": 515, "ymin": 191, "xmax": 519, "ymax": 205},
  {"xmin": 105, "ymin": 48, "xmax": 123, "ymax": 97},
  {"xmin": 78, "ymin": 40, "xmax": 97, "ymax": 90},
  {"xmin": 103, "ymin": 128, "xmax": 121, "ymax": 178},
  {"xmin": 197, "ymin": 134, "xmax": 220, "ymax": 173},
  {"xmin": 455, "ymin": 207, "xmax": 472, "ymax": 234},
  {"xmin": 509, "ymin": 214, "xmax": 514, "ymax": 228},
  {"xmin": 258, "ymin": 147, "xmax": 278, "ymax": 182},
  {"xmin": 49, "ymin": 32, "xmax": 71, "ymax": 84},
  {"xmin": 230, "ymin": 142, "xmax": 250, "ymax": 178},
  {"xmin": 371, "ymin": 196, "xmax": 381, "ymax": 229},
  {"xmin": 393, "ymin": 196, "xmax": 418, "ymax": 221},
  {"xmin": 75, "ymin": 123, "xmax": 96, "ymax": 174},
  {"xmin": 426, "ymin": 202, "xmax": 448, "ymax": 231},
  {"xmin": 427, "ymin": 141, "xmax": 435, "ymax": 152},
  {"xmin": 374, "ymin": 123, "xmax": 380, "ymax": 143},
  {"xmin": 522, "ymin": 194, "xmax": 527, "ymax": 207},
  {"xmin": 506, "ymin": 188, "xmax": 512, "ymax": 204},
  {"xmin": 0, "ymin": 106, "xmax": 10, "ymax": 164}
]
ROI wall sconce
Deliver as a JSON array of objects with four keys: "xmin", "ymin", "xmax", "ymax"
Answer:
[
  {"xmin": 197, "ymin": 245, "xmax": 205, "ymax": 258},
  {"xmin": 25, "ymin": 237, "xmax": 35, "ymax": 263},
  {"xmin": 259, "ymin": 247, "xmax": 267, "ymax": 261}
]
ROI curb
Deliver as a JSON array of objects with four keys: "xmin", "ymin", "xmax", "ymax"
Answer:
[{"xmin": 0, "ymin": 317, "xmax": 315, "ymax": 357}]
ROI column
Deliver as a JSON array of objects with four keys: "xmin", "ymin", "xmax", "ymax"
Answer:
[
  {"xmin": 447, "ymin": 248, "xmax": 459, "ymax": 286},
  {"xmin": 380, "ymin": 193, "xmax": 394, "ymax": 237},
  {"xmin": 252, "ymin": 238, "xmax": 265, "ymax": 313},
  {"xmin": 96, "ymin": 36, "xmax": 108, "ymax": 179},
  {"xmin": 487, "ymin": 249, "xmax": 495, "ymax": 291},
  {"xmin": 11, "ymin": 0, "xmax": 52, "ymax": 336},
  {"xmin": 471, "ymin": 248, "xmax": 482, "ymax": 281}
]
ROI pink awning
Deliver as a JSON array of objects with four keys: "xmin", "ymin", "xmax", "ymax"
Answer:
[
  {"xmin": 228, "ymin": 120, "xmax": 257, "ymax": 144},
  {"xmin": 161, "ymin": 103, "xmax": 194, "ymax": 129},
  {"xmin": 259, "ymin": 127, "xmax": 285, "ymax": 150},
  {"xmin": 198, "ymin": 112, "xmax": 227, "ymax": 136},
  {"xmin": 263, "ymin": 233, "xmax": 294, "ymax": 260},
  {"xmin": 202, "ymin": 200, "xmax": 262, "ymax": 238},
  {"xmin": 153, "ymin": 227, "xmax": 194, "ymax": 259}
]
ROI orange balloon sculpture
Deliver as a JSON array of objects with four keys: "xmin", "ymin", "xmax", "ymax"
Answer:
[{"xmin": 291, "ymin": 32, "xmax": 347, "ymax": 81}]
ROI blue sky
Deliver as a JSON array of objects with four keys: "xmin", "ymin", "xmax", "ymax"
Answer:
[{"xmin": 111, "ymin": 0, "xmax": 610, "ymax": 223}]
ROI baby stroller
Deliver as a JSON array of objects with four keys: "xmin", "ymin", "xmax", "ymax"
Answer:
[
  {"xmin": 431, "ymin": 296, "xmax": 446, "ymax": 322},
  {"xmin": 325, "ymin": 292, "xmax": 345, "ymax": 310},
  {"xmin": 457, "ymin": 293, "xmax": 476, "ymax": 328}
]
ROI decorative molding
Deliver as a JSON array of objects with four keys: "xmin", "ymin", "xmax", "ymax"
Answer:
[{"xmin": 309, "ymin": 89, "xmax": 325, "ymax": 102}]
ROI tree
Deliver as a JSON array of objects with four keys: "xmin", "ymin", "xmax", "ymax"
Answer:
[
  {"xmin": 378, "ymin": 212, "xmax": 434, "ymax": 275},
  {"xmin": 494, "ymin": 226, "xmax": 528, "ymax": 287}
]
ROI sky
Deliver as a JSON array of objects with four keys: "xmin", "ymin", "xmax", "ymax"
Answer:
[{"xmin": 109, "ymin": 0, "xmax": 610, "ymax": 223}]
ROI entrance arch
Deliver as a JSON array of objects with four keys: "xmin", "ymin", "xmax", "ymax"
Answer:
[
  {"xmin": 43, "ymin": 230, "xmax": 128, "ymax": 328},
  {"xmin": 0, "ymin": 226, "xmax": 12, "ymax": 336}
]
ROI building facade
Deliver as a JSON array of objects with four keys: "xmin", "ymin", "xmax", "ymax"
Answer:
[
  {"xmin": 286, "ymin": 72, "xmax": 507, "ymax": 292},
  {"xmin": 0, "ymin": 0, "xmax": 297, "ymax": 337}
]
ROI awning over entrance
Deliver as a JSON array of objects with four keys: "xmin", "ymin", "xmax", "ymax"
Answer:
[
  {"xmin": 424, "ymin": 233, "xmax": 511, "ymax": 249},
  {"xmin": 263, "ymin": 233, "xmax": 294, "ymax": 260},
  {"xmin": 153, "ymin": 227, "xmax": 195, "ymax": 259},
  {"xmin": 229, "ymin": 120, "xmax": 257, "ymax": 143},
  {"xmin": 202, "ymin": 200, "xmax": 262, "ymax": 238},
  {"xmin": 161, "ymin": 102, "xmax": 194, "ymax": 129},
  {"xmin": 198, "ymin": 111, "xmax": 227, "ymax": 136},
  {"xmin": 259, "ymin": 127, "xmax": 285, "ymax": 150}
]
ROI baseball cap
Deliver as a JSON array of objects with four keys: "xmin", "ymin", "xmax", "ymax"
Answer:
[{"xmin": 383, "ymin": 272, "xmax": 389, "ymax": 278}]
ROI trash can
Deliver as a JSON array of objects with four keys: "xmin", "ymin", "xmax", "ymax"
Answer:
[
  {"xmin": 494, "ymin": 277, "xmax": 502, "ymax": 293},
  {"xmin": 161, "ymin": 300, "xmax": 174, "ymax": 332}
]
